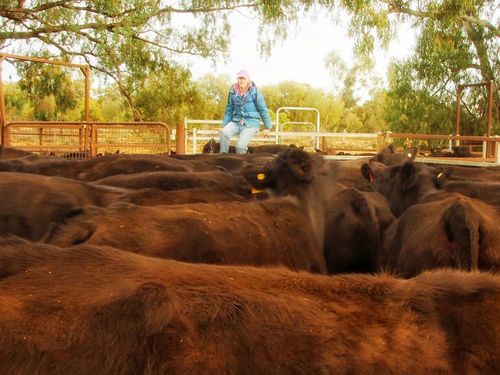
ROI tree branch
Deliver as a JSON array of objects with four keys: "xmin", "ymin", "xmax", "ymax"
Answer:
[
  {"xmin": 461, "ymin": 15, "xmax": 500, "ymax": 38},
  {"xmin": 380, "ymin": 0, "xmax": 500, "ymax": 37},
  {"xmin": 130, "ymin": 33, "xmax": 213, "ymax": 56}
]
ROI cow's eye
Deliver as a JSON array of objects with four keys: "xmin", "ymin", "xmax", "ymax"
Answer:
[{"xmin": 257, "ymin": 173, "xmax": 266, "ymax": 181}]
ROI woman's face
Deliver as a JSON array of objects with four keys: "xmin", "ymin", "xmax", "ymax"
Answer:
[{"xmin": 237, "ymin": 76, "xmax": 249, "ymax": 88}]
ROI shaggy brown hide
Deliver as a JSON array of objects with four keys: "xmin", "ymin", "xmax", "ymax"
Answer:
[{"xmin": 0, "ymin": 238, "xmax": 498, "ymax": 374}]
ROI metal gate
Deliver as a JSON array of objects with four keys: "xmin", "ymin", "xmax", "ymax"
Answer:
[
  {"xmin": 275, "ymin": 106, "xmax": 321, "ymax": 149},
  {"xmin": 5, "ymin": 121, "xmax": 171, "ymax": 159}
]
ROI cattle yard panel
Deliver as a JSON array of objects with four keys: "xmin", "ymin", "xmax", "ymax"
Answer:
[
  {"xmin": 6, "ymin": 122, "xmax": 87, "ymax": 157},
  {"xmin": 91, "ymin": 122, "xmax": 171, "ymax": 157},
  {"xmin": 0, "ymin": 53, "xmax": 91, "ymax": 145},
  {"xmin": 4, "ymin": 121, "xmax": 171, "ymax": 159}
]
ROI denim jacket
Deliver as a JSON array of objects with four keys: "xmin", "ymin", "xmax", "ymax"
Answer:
[{"xmin": 222, "ymin": 83, "xmax": 272, "ymax": 129}]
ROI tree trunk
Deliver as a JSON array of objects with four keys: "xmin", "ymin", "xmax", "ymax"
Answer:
[{"xmin": 463, "ymin": 19, "xmax": 500, "ymax": 128}]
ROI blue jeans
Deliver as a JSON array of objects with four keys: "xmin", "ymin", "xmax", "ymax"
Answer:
[{"xmin": 220, "ymin": 122, "xmax": 259, "ymax": 154}]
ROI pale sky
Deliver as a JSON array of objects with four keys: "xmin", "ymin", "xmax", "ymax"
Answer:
[
  {"xmin": 2, "ymin": 9, "xmax": 417, "ymax": 96},
  {"xmin": 184, "ymin": 11, "xmax": 417, "ymax": 92}
]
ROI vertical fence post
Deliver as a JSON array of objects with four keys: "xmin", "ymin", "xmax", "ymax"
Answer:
[
  {"xmin": 192, "ymin": 128, "xmax": 197, "ymax": 154},
  {"xmin": 482, "ymin": 134, "xmax": 487, "ymax": 160},
  {"xmin": 176, "ymin": 123, "xmax": 185, "ymax": 155},
  {"xmin": 184, "ymin": 118, "xmax": 188, "ymax": 153},
  {"xmin": 38, "ymin": 128, "xmax": 43, "ymax": 153},
  {"xmin": 495, "ymin": 137, "xmax": 500, "ymax": 164},
  {"xmin": 0, "ymin": 57, "xmax": 6, "ymax": 145},
  {"xmin": 385, "ymin": 131, "xmax": 392, "ymax": 145},
  {"xmin": 91, "ymin": 124, "xmax": 97, "ymax": 157}
]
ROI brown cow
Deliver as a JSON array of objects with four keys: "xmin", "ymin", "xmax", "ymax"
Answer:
[
  {"xmin": 380, "ymin": 194, "xmax": 500, "ymax": 277},
  {"xmin": 444, "ymin": 180, "xmax": 500, "ymax": 206},
  {"xmin": 117, "ymin": 187, "xmax": 248, "ymax": 206},
  {"xmin": 44, "ymin": 149, "xmax": 333, "ymax": 273},
  {"xmin": 93, "ymin": 170, "xmax": 250, "ymax": 196},
  {"xmin": 74, "ymin": 153, "xmax": 222, "ymax": 181},
  {"xmin": 361, "ymin": 160, "xmax": 451, "ymax": 216},
  {"xmin": 446, "ymin": 164, "xmax": 500, "ymax": 182},
  {"xmin": 0, "ymin": 153, "xmax": 222, "ymax": 180},
  {"xmin": 0, "ymin": 145, "xmax": 34, "ymax": 159},
  {"xmin": 363, "ymin": 161, "xmax": 500, "ymax": 276},
  {"xmin": 0, "ymin": 172, "xmax": 127, "ymax": 241},
  {"xmin": 369, "ymin": 144, "xmax": 418, "ymax": 166},
  {"xmin": 0, "ymin": 154, "xmax": 80, "ymax": 178},
  {"xmin": 171, "ymin": 153, "xmax": 276, "ymax": 174},
  {"xmin": 0, "ymin": 237, "xmax": 498, "ymax": 374},
  {"xmin": 324, "ymin": 185, "xmax": 395, "ymax": 273}
]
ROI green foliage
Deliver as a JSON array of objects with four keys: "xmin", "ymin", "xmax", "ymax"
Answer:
[
  {"xmin": 4, "ymin": 83, "xmax": 34, "ymax": 120},
  {"xmin": 94, "ymin": 86, "xmax": 129, "ymax": 122},
  {"xmin": 192, "ymin": 73, "xmax": 231, "ymax": 121},
  {"xmin": 133, "ymin": 63, "xmax": 199, "ymax": 126},
  {"xmin": 384, "ymin": 60, "xmax": 455, "ymax": 135},
  {"xmin": 259, "ymin": 81, "xmax": 346, "ymax": 132},
  {"xmin": 13, "ymin": 55, "xmax": 81, "ymax": 121}
]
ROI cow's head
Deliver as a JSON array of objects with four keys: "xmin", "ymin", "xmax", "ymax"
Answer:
[
  {"xmin": 361, "ymin": 161, "xmax": 452, "ymax": 216},
  {"xmin": 370, "ymin": 145, "xmax": 418, "ymax": 166},
  {"xmin": 241, "ymin": 149, "xmax": 326, "ymax": 196},
  {"xmin": 202, "ymin": 139, "xmax": 220, "ymax": 154}
]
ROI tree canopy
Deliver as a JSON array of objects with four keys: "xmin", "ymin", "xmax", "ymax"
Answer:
[
  {"xmin": 1, "ymin": 0, "xmax": 498, "ymax": 131},
  {"xmin": 0, "ymin": 0, "xmax": 254, "ymax": 118}
]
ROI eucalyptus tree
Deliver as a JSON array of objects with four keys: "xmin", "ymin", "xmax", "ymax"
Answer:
[
  {"xmin": 386, "ymin": 0, "xmax": 499, "ymax": 132},
  {"xmin": 1, "ymin": 0, "xmax": 497, "ymax": 124},
  {"xmin": 15, "ymin": 54, "xmax": 81, "ymax": 120},
  {"xmin": 0, "ymin": 0, "xmax": 256, "ymax": 119}
]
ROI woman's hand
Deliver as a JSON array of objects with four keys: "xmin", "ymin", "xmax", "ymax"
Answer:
[{"xmin": 261, "ymin": 129, "xmax": 270, "ymax": 137}]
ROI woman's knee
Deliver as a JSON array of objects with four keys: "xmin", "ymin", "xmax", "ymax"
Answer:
[{"xmin": 220, "ymin": 129, "xmax": 232, "ymax": 141}]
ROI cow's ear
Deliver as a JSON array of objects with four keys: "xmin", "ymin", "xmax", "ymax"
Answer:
[
  {"xmin": 399, "ymin": 162, "xmax": 418, "ymax": 191},
  {"xmin": 287, "ymin": 149, "xmax": 314, "ymax": 182},
  {"xmin": 361, "ymin": 163, "xmax": 375, "ymax": 182},
  {"xmin": 434, "ymin": 166, "xmax": 453, "ymax": 188}
]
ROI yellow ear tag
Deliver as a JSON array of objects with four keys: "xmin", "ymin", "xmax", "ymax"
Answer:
[
  {"xmin": 257, "ymin": 173, "xmax": 266, "ymax": 181},
  {"xmin": 437, "ymin": 172, "xmax": 443, "ymax": 178},
  {"xmin": 251, "ymin": 187, "xmax": 264, "ymax": 194}
]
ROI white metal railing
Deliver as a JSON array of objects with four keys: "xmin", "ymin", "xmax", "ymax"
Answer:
[{"xmin": 186, "ymin": 127, "xmax": 380, "ymax": 154}]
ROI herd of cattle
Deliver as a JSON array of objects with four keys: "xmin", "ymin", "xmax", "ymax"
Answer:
[{"xmin": 0, "ymin": 143, "xmax": 498, "ymax": 373}]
